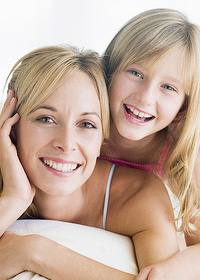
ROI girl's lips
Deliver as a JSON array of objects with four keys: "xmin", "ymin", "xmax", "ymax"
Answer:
[
  {"xmin": 40, "ymin": 157, "xmax": 80, "ymax": 175},
  {"xmin": 123, "ymin": 104, "xmax": 155, "ymax": 123}
]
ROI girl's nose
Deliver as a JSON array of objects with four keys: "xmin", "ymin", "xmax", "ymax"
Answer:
[{"xmin": 134, "ymin": 83, "xmax": 156, "ymax": 106}]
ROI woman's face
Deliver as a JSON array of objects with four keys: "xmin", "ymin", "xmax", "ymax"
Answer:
[
  {"xmin": 109, "ymin": 49, "xmax": 186, "ymax": 141},
  {"xmin": 16, "ymin": 70, "xmax": 102, "ymax": 196}
]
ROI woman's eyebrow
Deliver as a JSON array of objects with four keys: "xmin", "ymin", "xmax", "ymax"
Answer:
[
  {"xmin": 81, "ymin": 112, "xmax": 101, "ymax": 119},
  {"xmin": 30, "ymin": 106, "xmax": 101, "ymax": 119},
  {"xmin": 31, "ymin": 105, "xmax": 57, "ymax": 113}
]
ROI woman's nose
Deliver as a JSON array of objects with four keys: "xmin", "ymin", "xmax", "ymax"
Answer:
[{"xmin": 52, "ymin": 128, "xmax": 77, "ymax": 152}]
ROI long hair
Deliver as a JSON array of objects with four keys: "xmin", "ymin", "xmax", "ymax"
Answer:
[
  {"xmin": 1, "ymin": 45, "xmax": 110, "ymax": 218},
  {"xmin": 103, "ymin": 9, "xmax": 200, "ymax": 233}
]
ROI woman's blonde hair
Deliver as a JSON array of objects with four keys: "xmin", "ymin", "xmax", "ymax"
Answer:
[
  {"xmin": 8, "ymin": 45, "xmax": 109, "ymax": 138},
  {"xmin": 1, "ymin": 45, "xmax": 110, "ymax": 218},
  {"xmin": 103, "ymin": 8, "xmax": 200, "ymax": 233}
]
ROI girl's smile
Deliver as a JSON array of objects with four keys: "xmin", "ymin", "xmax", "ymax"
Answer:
[
  {"xmin": 123, "ymin": 104, "xmax": 155, "ymax": 125},
  {"xmin": 109, "ymin": 48, "xmax": 186, "ymax": 141}
]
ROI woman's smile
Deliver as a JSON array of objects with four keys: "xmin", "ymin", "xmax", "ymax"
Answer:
[
  {"xmin": 40, "ymin": 157, "xmax": 80, "ymax": 176},
  {"xmin": 16, "ymin": 70, "xmax": 102, "ymax": 195}
]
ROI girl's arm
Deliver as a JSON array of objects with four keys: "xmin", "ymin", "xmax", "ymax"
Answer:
[
  {"xmin": 135, "ymin": 243, "xmax": 200, "ymax": 280},
  {"xmin": 0, "ymin": 92, "xmax": 35, "ymax": 236},
  {"xmin": 131, "ymin": 174, "xmax": 179, "ymax": 271},
  {"xmin": 185, "ymin": 154, "xmax": 200, "ymax": 246},
  {"xmin": 135, "ymin": 164, "xmax": 200, "ymax": 280}
]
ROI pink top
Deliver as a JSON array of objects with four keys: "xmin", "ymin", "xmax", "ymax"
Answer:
[{"xmin": 100, "ymin": 142, "xmax": 171, "ymax": 179}]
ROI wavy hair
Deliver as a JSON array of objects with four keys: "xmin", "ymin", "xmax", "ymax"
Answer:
[{"xmin": 1, "ymin": 45, "xmax": 110, "ymax": 218}]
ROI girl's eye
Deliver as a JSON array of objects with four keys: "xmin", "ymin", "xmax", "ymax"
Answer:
[
  {"xmin": 162, "ymin": 85, "xmax": 176, "ymax": 92},
  {"xmin": 80, "ymin": 122, "xmax": 96, "ymax": 129},
  {"xmin": 128, "ymin": 70, "xmax": 143, "ymax": 79},
  {"xmin": 36, "ymin": 116, "xmax": 54, "ymax": 123}
]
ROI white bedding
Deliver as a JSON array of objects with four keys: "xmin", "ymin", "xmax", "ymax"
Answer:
[{"xmin": 7, "ymin": 219, "xmax": 138, "ymax": 279}]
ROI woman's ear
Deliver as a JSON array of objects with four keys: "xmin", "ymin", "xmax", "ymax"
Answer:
[{"xmin": 10, "ymin": 125, "xmax": 17, "ymax": 146}]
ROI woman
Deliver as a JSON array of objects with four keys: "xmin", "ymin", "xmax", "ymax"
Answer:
[{"xmin": 0, "ymin": 45, "xmax": 178, "ymax": 279}]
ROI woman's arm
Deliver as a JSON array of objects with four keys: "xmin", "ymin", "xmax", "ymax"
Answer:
[
  {"xmin": 29, "ymin": 234, "xmax": 135, "ymax": 280},
  {"xmin": 0, "ymin": 231, "xmax": 135, "ymax": 280}
]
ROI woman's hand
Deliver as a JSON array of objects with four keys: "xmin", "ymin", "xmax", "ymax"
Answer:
[
  {"xmin": 0, "ymin": 91, "xmax": 35, "ymax": 236},
  {"xmin": 0, "ymin": 90, "xmax": 35, "ymax": 202},
  {"xmin": 0, "ymin": 231, "xmax": 45, "ymax": 280},
  {"xmin": 0, "ymin": 231, "xmax": 29, "ymax": 279}
]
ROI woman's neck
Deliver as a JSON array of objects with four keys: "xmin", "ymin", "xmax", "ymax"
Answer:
[
  {"xmin": 33, "ymin": 184, "xmax": 88, "ymax": 222},
  {"xmin": 101, "ymin": 123, "xmax": 166, "ymax": 165},
  {"xmin": 32, "ymin": 162, "xmax": 109, "ymax": 227}
]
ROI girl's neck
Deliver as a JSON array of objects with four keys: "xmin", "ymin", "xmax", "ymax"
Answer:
[{"xmin": 101, "ymin": 123, "xmax": 166, "ymax": 165}]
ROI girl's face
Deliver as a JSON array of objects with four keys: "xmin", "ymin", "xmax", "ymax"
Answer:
[
  {"xmin": 16, "ymin": 70, "xmax": 102, "ymax": 196},
  {"xmin": 109, "ymin": 49, "xmax": 186, "ymax": 141}
]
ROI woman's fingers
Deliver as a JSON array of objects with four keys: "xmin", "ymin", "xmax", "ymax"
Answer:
[
  {"xmin": 0, "ymin": 113, "xmax": 20, "ymax": 143},
  {"xmin": 1, "ymin": 90, "xmax": 15, "ymax": 113},
  {"xmin": 0, "ymin": 92, "xmax": 17, "ymax": 129}
]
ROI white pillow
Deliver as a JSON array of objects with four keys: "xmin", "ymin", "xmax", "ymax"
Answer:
[{"xmin": 8, "ymin": 219, "xmax": 138, "ymax": 279}]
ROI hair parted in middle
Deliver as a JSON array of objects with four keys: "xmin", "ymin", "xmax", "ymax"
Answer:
[
  {"xmin": 1, "ymin": 45, "xmax": 110, "ymax": 218},
  {"xmin": 7, "ymin": 45, "xmax": 110, "ymax": 139}
]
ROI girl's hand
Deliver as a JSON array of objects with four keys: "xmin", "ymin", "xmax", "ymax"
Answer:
[
  {"xmin": 0, "ymin": 90, "xmax": 35, "ymax": 203},
  {"xmin": 135, "ymin": 249, "xmax": 200, "ymax": 280}
]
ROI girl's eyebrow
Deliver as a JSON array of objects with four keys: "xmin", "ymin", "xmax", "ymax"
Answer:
[{"xmin": 31, "ymin": 106, "xmax": 101, "ymax": 119}]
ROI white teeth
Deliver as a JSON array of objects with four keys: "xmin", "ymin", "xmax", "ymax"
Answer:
[
  {"xmin": 138, "ymin": 112, "xmax": 144, "ymax": 117},
  {"xmin": 133, "ymin": 109, "xmax": 139, "ymax": 115},
  {"xmin": 126, "ymin": 105, "xmax": 152, "ymax": 118},
  {"xmin": 43, "ymin": 159, "xmax": 77, "ymax": 173}
]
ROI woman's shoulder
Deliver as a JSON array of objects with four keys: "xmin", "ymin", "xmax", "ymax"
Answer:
[{"xmin": 97, "ymin": 157, "xmax": 165, "ymax": 194}]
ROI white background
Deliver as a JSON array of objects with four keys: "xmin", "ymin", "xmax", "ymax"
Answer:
[{"xmin": 1, "ymin": 0, "xmax": 200, "ymax": 105}]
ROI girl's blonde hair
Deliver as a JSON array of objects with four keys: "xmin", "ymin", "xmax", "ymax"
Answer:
[
  {"xmin": 1, "ymin": 45, "xmax": 110, "ymax": 218},
  {"xmin": 104, "ymin": 8, "xmax": 200, "ymax": 233}
]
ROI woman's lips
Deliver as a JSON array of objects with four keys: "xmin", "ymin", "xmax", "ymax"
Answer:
[{"xmin": 40, "ymin": 157, "xmax": 80, "ymax": 174}]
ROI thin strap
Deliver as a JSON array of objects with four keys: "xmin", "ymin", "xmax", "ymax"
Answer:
[{"xmin": 102, "ymin": 164, "xmax": 116, "ymax": 230}]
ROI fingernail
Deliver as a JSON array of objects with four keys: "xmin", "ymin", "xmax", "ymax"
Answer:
[{"xmin": 10, "ymin": 97, "xmax": 16, "ymax": 104}]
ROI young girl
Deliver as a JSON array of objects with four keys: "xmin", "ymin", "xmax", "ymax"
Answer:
[
  {"xmin": 101, "ymin": 8, "xmax": 200, "ymax": 279},
  {"xmin": 0, "ymin": 46, "xmax": 178, "ymax": 279}
]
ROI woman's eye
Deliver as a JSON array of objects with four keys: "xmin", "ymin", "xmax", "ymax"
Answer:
[
  {"xmin": 80, "ymin": 122, "xmax": 96, "ymax": 129},
  {"xmin": 162, "ymin": 85, "xmax": 176, "ymax": 92},
  {"xmin": 128, "ymin": 70, "xmax": 143, "ymax": 79},
  {"xmin": 36, "ymin": 116, "xmax": 54, "ymax": 123}
]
